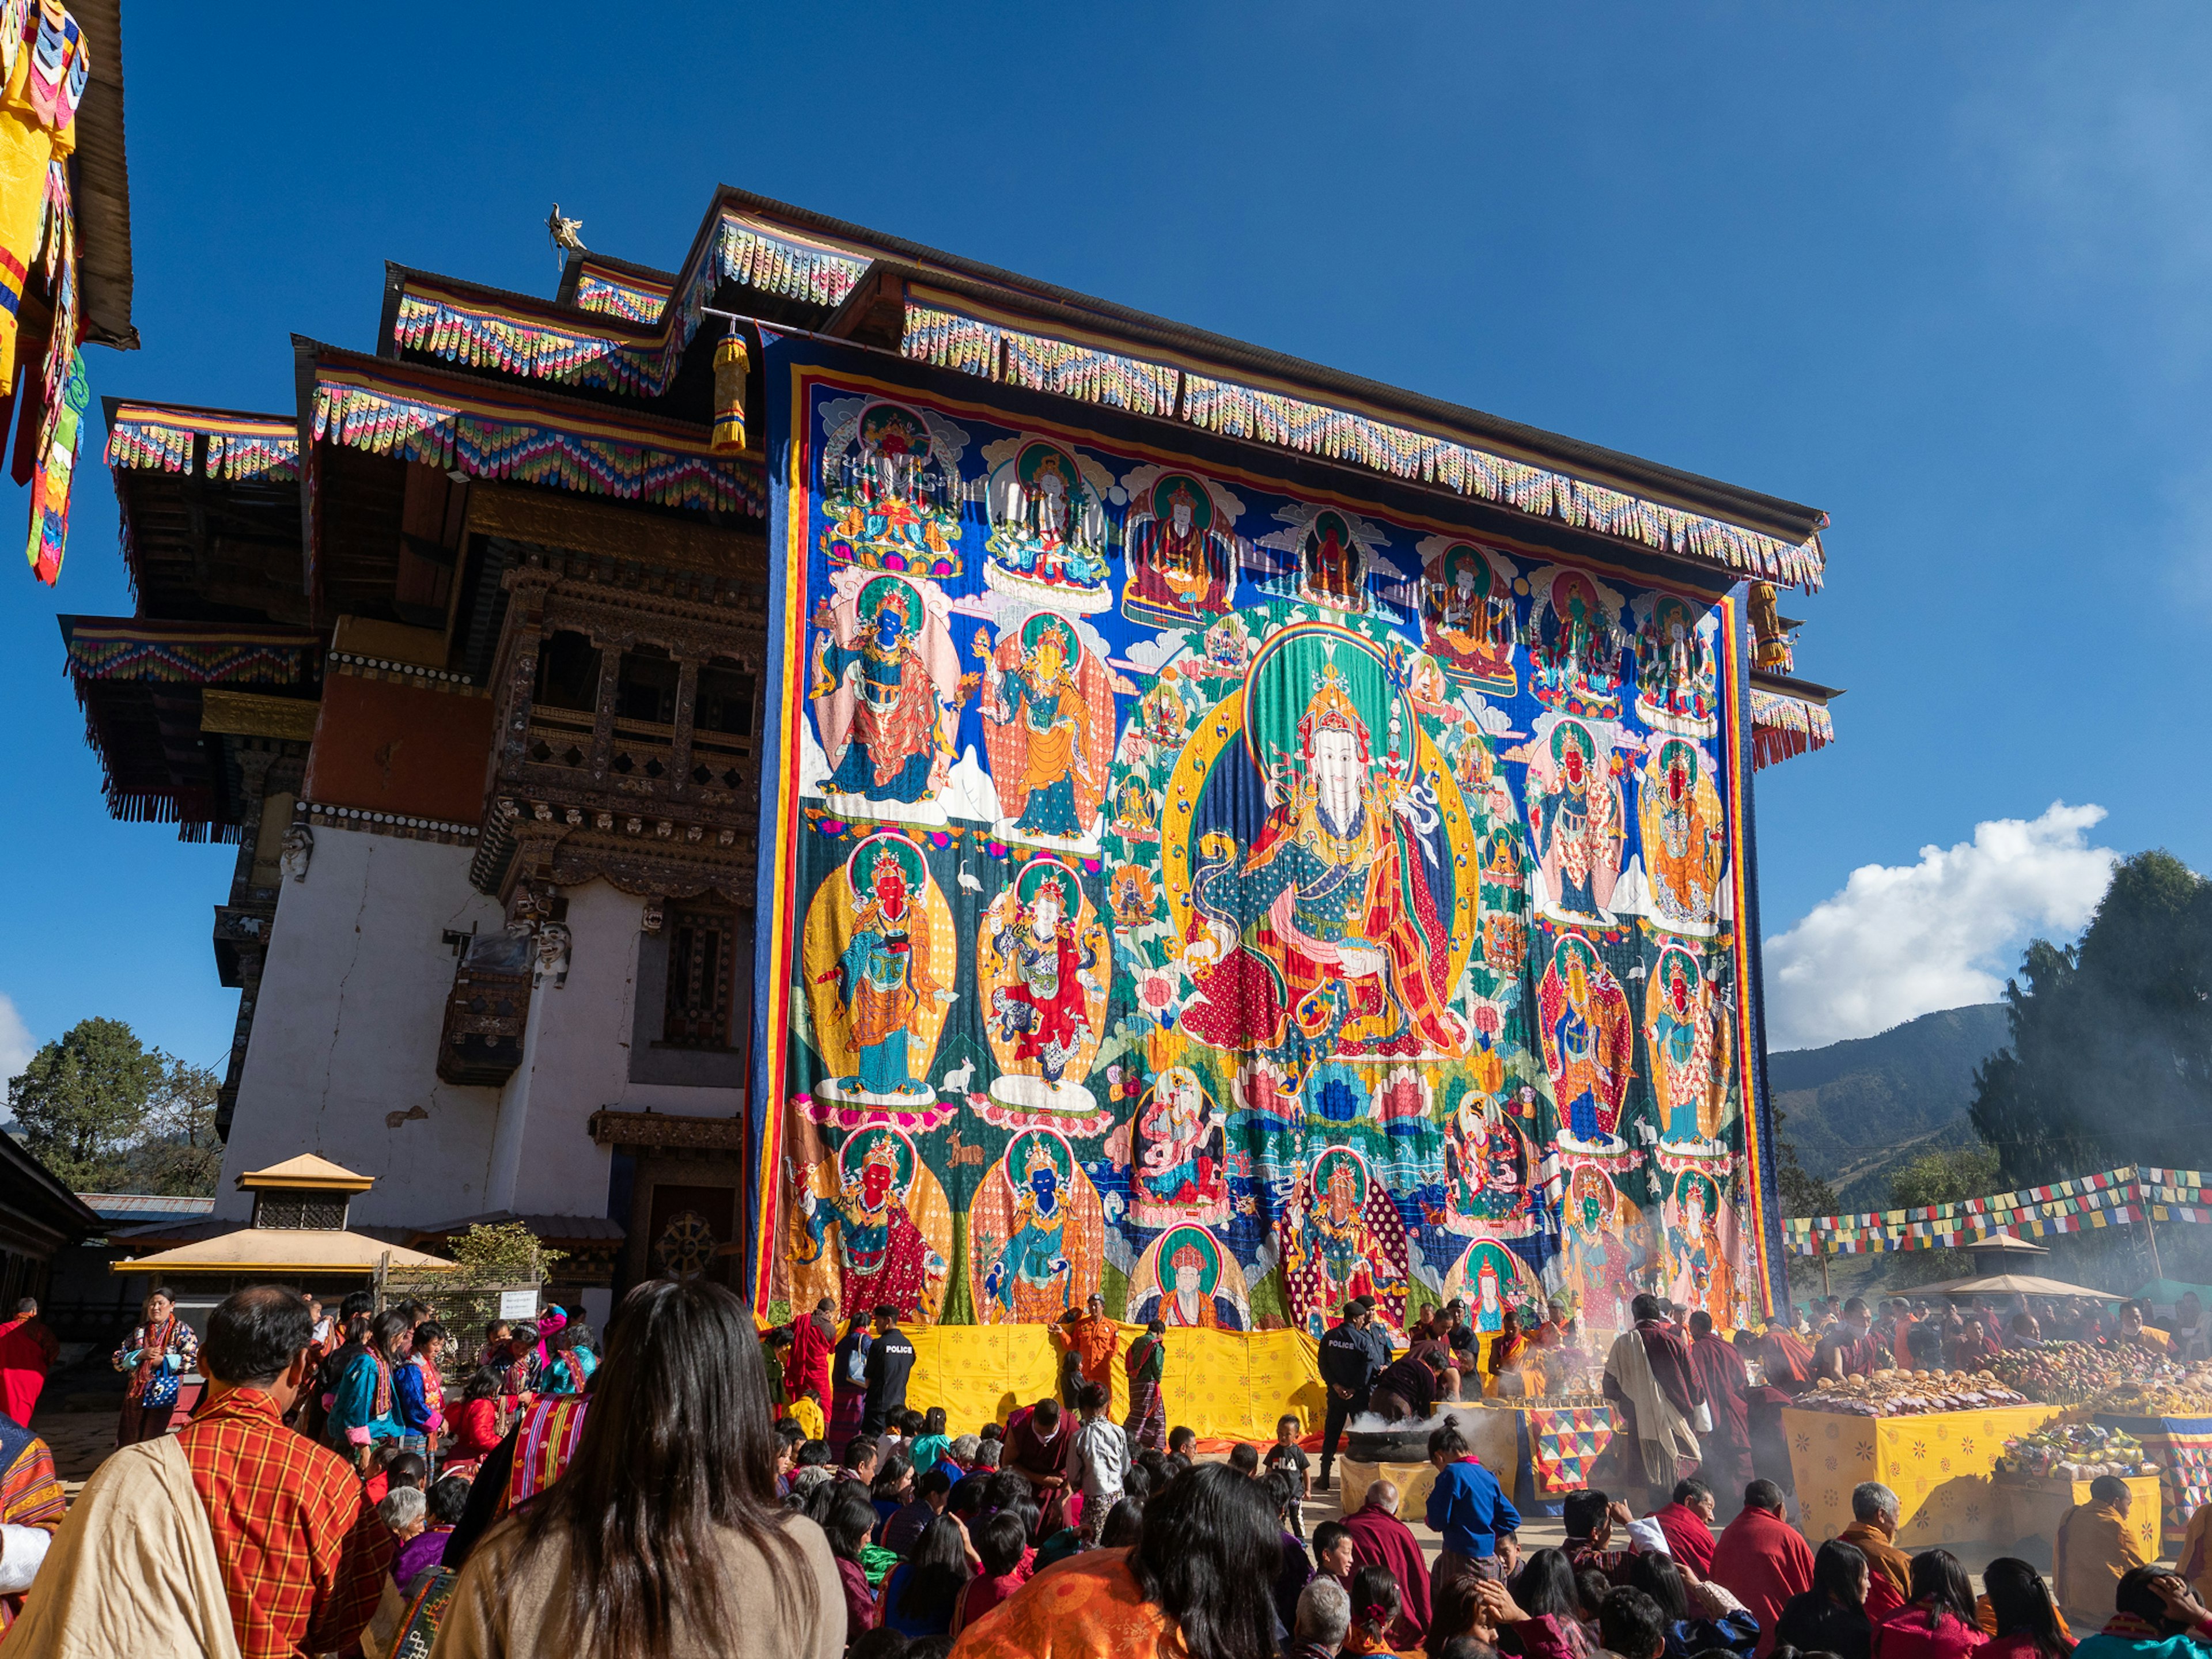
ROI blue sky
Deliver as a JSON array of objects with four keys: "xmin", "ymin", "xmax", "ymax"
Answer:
[{"xmin": 3, "ymin": 2, "xmax": 2207, "ymax": 1073}]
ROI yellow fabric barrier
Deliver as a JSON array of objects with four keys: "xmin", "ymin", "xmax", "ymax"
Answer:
[
  {"xmin": 1994, "ymin": 1474, "xmax": 2160, "ymax": 1559},
  {"xmin": 903, "ymin": 1323, "xmax": 1328, "ymax": 1443},
  {"xmin": 1785, "ymin": 1404, "xmax": 2062, "ymax": 1547}
]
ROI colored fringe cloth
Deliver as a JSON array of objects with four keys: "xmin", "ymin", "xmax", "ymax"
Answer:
[
  {"xmin": 1787, "ymin": 1164, "xmax": 2212, "ymax": 1253},
  {"xmin": 901, "ymin": 296, "xmax": 1828, "ymax": 590},
  {"xmin": 714, "ymin": 214, "xmax": 868, "ymax": 308},
  {"xmin": 1748, "ymin": 688, "xmax": 1835, "ymax": 770},
  {"xmin": 573, "ymin": 272, "xmax": 669, "ymax": 324},
  {"xmin": 105, "ymin": 407, "xmax": 300, "ymax": 484},
  {"xmin": 62, "ymin": 622, "xmax": 314, "ymax": 687},
  {"xmin": 395, "ymin": 290, "xmax": 665, "ymax": 397},
  {"xmin": 311, "ymin": 382, "xmax": 764, "ymax": 515}
]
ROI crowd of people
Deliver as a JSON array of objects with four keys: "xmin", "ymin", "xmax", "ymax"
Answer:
[{"xmin": 0, "ymin": 1281, "xmax": 2205, "ymax": 1656}]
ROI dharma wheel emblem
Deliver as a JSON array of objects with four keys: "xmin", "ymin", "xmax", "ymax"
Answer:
[{"xmin": 654, "ymin": 1209, "xmax": 717, "ymax": 1277}]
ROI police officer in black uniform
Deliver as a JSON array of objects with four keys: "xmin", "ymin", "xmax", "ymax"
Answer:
[{"xmin": 1317, "ymin": 1294, "xmax": 1388, "ymax": 1492}]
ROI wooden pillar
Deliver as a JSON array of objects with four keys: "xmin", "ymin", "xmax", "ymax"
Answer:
[{"xmin": 669, "ymin": 658, "xmax": 699, "ymax": 797}]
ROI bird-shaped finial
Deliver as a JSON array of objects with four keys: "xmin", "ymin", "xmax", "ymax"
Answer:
[{"xmin": 546, "ymin": 203, "xmax": 585, "ymax": 263}]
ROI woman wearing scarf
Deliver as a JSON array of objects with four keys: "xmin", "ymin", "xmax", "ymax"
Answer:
[
  {"xmin": 329, "ymin": 1309, "xmax": 408, "ymax": 1468},
  {"xmin": 544, "ymin": 1324, "xmax": 598, "ymax": 1395},
  {"xmin": 111, "ymin": 1286, "xmax": 199, "ymax": 1445}
]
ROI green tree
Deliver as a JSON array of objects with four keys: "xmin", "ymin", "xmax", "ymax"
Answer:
[
  {"xmin": 1884, "ymin": 1141, "xmax": 2005, "ymax": 1286},
  {"xmin": 121, "ymin": 1057, "xmax": 224, "ymax": 1196},
  {"xmin": 6, "ymin": 1017, "xmax": 167, "ymax": 1190},
  {"xmin": 1970, "ymin": 851, "xmax": 2212, "ymax": 1187}
]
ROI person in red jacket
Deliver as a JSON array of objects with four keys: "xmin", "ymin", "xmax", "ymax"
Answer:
[
  {"xmin": 1710, "ymin": 1479, "xmax": 1816, "ymax": 1658},
  {"xmin": 1873, "ymin": 1548, "xmax": 1987, "ymax": 1659}
]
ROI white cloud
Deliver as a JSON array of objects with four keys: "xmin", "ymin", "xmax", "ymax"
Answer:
[
  {"xmin": 1763, "ymin": 802, "xmax": 2119, "ymax": 1051},
  {"xmin": 0, "ymin": 995, "xmax": 32, "ymax": 1088}
]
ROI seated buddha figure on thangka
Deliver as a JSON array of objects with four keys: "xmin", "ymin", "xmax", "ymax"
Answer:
[
  {"xmin": 806, "ymin": 569, "xmax": 972, "ymax": 813},
  {"xmin": 1119, "ymin": 466, "xmax": 1241, "ymax": 627},
  {"xmin": 969, "ymin": 1126, "xmax": 1105, "ymax": 1325},
  {"xmin": 816, "ymin": 396, "xmax": 968, "ymax": 577},
  {"xmin": 1163, "ymin": 625, "xmax": 1478, "ymax": 1099},
  {"xmin": 789, "ymin": 1123, "xmax": 954, "ymax": 1324},
  {"xmin": 982, "ymin": 435, "xmax": 1115, "ymax": 613}
]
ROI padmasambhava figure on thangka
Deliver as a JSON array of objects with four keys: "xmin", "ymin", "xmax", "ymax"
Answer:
[
  {"xmin": 972, "ymin": 1128, "xmax": 1103, "ymax": 1324},
  {"xmin": 802, "ymin": 834, "xmax": 957, "ymax": 1105},
  {"xmin": 979, "ymin": 613, "xmax": 1115, "ymax": 844},
  {"xmin": 980, "ymin": 858, "xmax": 1109, "ymax": 1113},
  {"xmin": 809, "ymin": 574, "xmax": 965, "ymax": 807},
  {"xmin": 798, "ymin": 1127, "xmax": 951, "ymax": 1322},
  {"xmin": 1177, "ymin": 634, "xmax": 1468, "ymax": 1088}
]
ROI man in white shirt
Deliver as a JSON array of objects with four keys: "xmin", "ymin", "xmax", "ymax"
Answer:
[{"xmin": 1068, "ymin": 1380, "xmax": 1129, "ymax": 1545}]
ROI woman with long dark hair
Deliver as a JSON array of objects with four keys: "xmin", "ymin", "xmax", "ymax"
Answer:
[
  {"xmin": 1873, "ymin": 1548, "xmax": 1986, "ymax": 1659},
  {"xmin": 431, "ymin": 1277, "xmax": 840, "ymax": 1659},
  {"xmin": 1982, "ymin": 1559, "xmax": 2071, "ymax": 1659},
  {"xmin": 818, "ymin": 1480, "xmax": 882, "ymax": 1637},
  {"xmin": 1516, "ymin": 1549, "xmax": 1594, "ymax": 1657},
  {"xmin": 1777, "ymin": 1540, "xmax": 1875, "ymax": 1659},
  {"xmin": 881, "ymin": 1514, "xmax": 971, "ymax": 1639},
  {"xmin": 950, "ymin": 1461, "xmax": 1278, "ymax": 1659}
]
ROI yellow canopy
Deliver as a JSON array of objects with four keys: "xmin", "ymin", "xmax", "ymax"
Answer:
[{"xmin": 109, "ymin": 1227, "xmax": 453, "ymax": 1276}]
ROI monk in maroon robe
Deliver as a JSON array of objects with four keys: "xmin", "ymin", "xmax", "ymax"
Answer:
[
  {"xmin": 1341, "ymin": 1479, "xmax": 1433, "ymax": 1649},
  {"xmin": 1005, "ymin": 1396, "xmax": 1075, "ymax": 1536},
  {"xmin": 1686, "ymin": 1310, "xmax": 1754, "ymax": 1497},
  {"xmin": 1601, "ymin": 1295, "xmax": 1707, "ymax": 1509},
  {"xmin": 782, "ymin": 1298, "xmax": 838, "ymax": 1407}
]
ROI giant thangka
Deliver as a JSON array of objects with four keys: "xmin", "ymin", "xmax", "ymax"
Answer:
[{"xmin": 750, "ymin": 346, "xmax": 1775, "ymax": 1343}]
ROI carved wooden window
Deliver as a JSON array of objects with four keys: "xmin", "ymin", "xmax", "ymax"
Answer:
[
  {"xmin": 695, "ymin": 662, "xmax": 757, "ymax": 737},
  {"xmin": 618, "ymin": 646, "xmax": 679, "ymax": 725},
  {"xmin": 534, "ymin": 630, "xmax": 601, "ymax": 712},
  {"xmin": 664, "ymin": 903, "xmax": 736, "ymax": 1048}
]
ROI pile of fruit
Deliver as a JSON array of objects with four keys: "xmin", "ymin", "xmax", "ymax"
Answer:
[
  {"xmin": 2085, "ymin": 1379, "xmax": 2212, "ymax": 1418},
  {"xmin": 1792, "ymin": 1369, "xmax": 2028, "ymax": 1417},
  {"xmin": 1991, "ymin": 1340, "xmax": 2181, "ymax": 1405},
  {"xmin": 1994, "ymin": 1422, "xmax": 2157, "ymax": 1480}
]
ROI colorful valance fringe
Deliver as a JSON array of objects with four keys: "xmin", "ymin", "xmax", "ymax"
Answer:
[
  {"xmin": 394, "ymin": 286, "xmax": 665, "ymax": 397},
  {"xmin": 1749, "ymin": 687, "xmax": 1836, "ymax": 770},
  {"xmin": 573, "ymin": 270, "xmax": 671, "ymax": 324},
  {"xmin": 60, "ymin": 618, "xmax": 317, "ymax": 686},
  {"xmin": 1784, "ymin": 1165, "xmax": 2212, "ymax": 1255},
  {"xmin": 714, "ymin": 213, "xmax": 869, "ymax": 308},
  {"xmin": 310, "ymin": 371, "xmax": 765, "ymax": 515},
  {"xmin": 106, "ymin": 405, "xmax": 301, "ymax": 483},
  {"xmin": 395, "ymin": 213, "xmax": 871, "ymax": 409},
  {"xmin": 900, "ymin": 291, "xmax": 1827, "ymax": 590}
]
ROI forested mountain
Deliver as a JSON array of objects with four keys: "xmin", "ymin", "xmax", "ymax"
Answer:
[{"xmin": 1768, "ymin": 1003, "xmax": 2010, "ymax": 1213}]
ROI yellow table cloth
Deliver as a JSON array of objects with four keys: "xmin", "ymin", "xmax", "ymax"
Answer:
[{"xmin": 1785, "ymin": 1404, "xmax": 2062, "ymax": 1547}]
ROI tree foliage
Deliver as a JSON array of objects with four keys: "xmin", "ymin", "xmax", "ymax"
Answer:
[
  {"xmin": 5, "ymin": 1018, "xmax": 221, "ymax": 1194},
  {"xmin": 1971, "ymin": 852, "xmax": 2212, "ymax": 1187}
]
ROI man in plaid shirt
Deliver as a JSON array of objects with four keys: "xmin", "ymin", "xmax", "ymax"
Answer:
[{"xmin": 8, "ymin": 1284, "xmax": 393, "ymax": 1657}]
